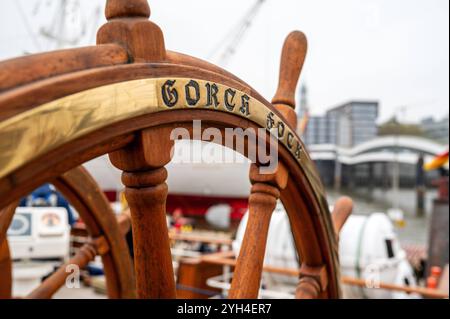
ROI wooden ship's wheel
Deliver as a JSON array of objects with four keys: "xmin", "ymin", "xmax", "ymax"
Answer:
[{"xmin": 0, "ymin": 0, "xmax": 353, "ymax": 299}]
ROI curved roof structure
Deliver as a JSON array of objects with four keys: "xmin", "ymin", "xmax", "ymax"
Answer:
[{"xmin": 309, "ymin": 135, "xmax": 448, "ymax": 166}]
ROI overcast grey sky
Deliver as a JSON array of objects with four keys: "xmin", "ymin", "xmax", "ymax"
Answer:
[{"xmin": 0, "ymin": 0, "xmax": 448, "ymax": 123}]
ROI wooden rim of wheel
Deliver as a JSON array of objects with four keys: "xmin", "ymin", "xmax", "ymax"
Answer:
[{"xmin": 0, "ymin": 167, "xmax": 135, "ymax": 299}]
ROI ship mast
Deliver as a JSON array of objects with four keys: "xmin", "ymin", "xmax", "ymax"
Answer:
[
  {"xmin": 15, "ymin": 0, "xmax": 101, "ymax": 53},
  {"xmin": 208, "ymin": 0, "xmax": 267, "ymax": 67},
  {"xmin": 40, "ymin": 0, "xmax": 86, "ymax": 50}
]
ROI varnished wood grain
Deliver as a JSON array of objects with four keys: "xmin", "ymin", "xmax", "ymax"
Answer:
[
  {"xmin": 331, "ymin": 196, "xmax": 353, "ymax": 240},
  {"xmin": 110, "ymin": 127, "xmax": 176, "ymax": 299},
  {"xmin": 0, "ymin": 238, "xmax": 11, "ymax": 299},
  {"xmin": 105, "ymin": 0, "xmax": 150, "ymax": 20},
  {"xmin": 98, "ymin": 0, "xmax": 165, "ymax": 63},
  {"xmin": 228, "ymin": 163, "xmax": 289, "ymax": 298},
  {"xmin": 228, "ymin": 183, "xmax": 279, "ymax": 298},
  {"xmin": 296, "ymin": 264, "xmax": 328, "ymax": 299},
  {"xmin": 272, "ymin": 31, "xmax": 308, "ymax": 108},
  {"xmin": 0, "ymin": 63, "xmax": 269, "ymax": 122},
  {"xmin": 0, "ymin": 202, "xmax": 17, "ymax": 243},
  {"xmin": 0, "ymin": 44, "xmax": 129, "ymax": 93},
  {"xmin": 0, "ymin": 203, "xmax": 19, "ymax": 299}
]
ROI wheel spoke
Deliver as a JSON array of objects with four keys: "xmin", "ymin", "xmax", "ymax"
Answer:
[
  {"xmin": 296, "ymin": 265, "xmax": 328, "ymax": 299},
  {"xmin": 26, "ymin": 204, "xmax": 131, "ymax": 299},
  {"xmin": 27, "ymin": 242, "xmax": 98, "ymax": 299},
  {"xmin": 110, "ymin": 127, "xmax": 177, "ymax": 299},
  {"xmin": 229, "ymin": 164, "xmax": 288, "ymax": 298},
  {"xmin": 54, "ymin": 167, "xmax": 135, "ymax": 298}
]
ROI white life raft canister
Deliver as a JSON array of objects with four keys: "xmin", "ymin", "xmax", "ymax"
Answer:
[{"xmin": 233, "ymin": 207, "xmax": 420, "ymax": 299}]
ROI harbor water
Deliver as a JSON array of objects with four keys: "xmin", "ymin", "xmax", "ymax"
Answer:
[{"xmin": 327, "ymin": 187, "xmax": 438, "ymax": 246}]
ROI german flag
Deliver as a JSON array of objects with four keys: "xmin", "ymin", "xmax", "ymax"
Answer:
[{"xmin": 424, "ymin": 150, "xmax": 449, "ymax": 171}]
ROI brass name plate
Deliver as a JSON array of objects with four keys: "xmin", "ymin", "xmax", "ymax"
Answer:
[{"xmin": 0, "ymin": 78, "xmax": 304, "ymax": 179}]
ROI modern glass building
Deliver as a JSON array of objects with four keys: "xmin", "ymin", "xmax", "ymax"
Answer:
[
  {"xmin": 302, "ymin": 101, "xmax": 379, "ymax": 147},
  {"xmin": 302, "ymin": 116, "xmax": 329, "ymax": 145}
]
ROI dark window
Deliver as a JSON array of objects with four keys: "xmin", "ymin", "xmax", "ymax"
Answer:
[
  {"xmin": 403, "ymin": 277, "xmax": 411, "ymax": 286},
  {"xmin": 385, "ymin": 239, "xmax": 395, "ymax": 258}
]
